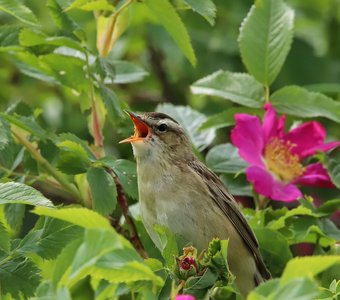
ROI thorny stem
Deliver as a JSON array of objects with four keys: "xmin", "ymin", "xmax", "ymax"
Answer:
[
  {"xmin": 107, "ymin": 168, "xmax": 148, "ymax": 259},
  {"xmin": 100, "ymin": 0, "xmax": 134, "ymax": 57},
  {"xmin": 11, "ymin": 129, "xmax": 83, "ymax": 203}
]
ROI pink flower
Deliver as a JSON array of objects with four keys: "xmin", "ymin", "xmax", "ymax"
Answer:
[
  {"xmin": 231, "ymin": 103, "xmax": 340, "ymax": 202},
  {"xmin": 176, "ymin": 295, "xmax": 196, "ymax": 300}
]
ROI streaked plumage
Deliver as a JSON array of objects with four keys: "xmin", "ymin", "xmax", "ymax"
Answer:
[{"xmin": 121, "ymin": 112, "xmax": 271, "ymax": 297}]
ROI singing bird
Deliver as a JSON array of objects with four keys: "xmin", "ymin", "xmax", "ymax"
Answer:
[{"xmin": 120, "ymin": 111, "xmax": 271, "ymax": 297}]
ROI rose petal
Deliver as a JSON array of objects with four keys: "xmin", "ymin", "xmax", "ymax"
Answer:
[
  {"xmin": 300, "ymin": 141, "xmax": 340, "ymax": 158},
  {"xmin": 246, "ymin": 165, "xmax": 302, "ymax": 202},
  {"xmin": 263, "ymin": 103, "xmax": 278, "ymax": 144},
  {"xmin": 231, "ymin": 114, "xmax": 264, "ymax": 166},
  {"xmin": 284, "ymin": 121, "xmax": 326, "ymax": 159},
  {"xmin": 277, "ymin": 115, "xmax": 286, "ymax": 138},
  {"xmin": 294, "ymin": 162, "xmax": 334, "ymax": 188}
]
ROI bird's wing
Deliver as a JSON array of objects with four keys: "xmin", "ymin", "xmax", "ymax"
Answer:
[{"xmin": 188, "ymin": 159, "xmax": 271, "ymax": 281}]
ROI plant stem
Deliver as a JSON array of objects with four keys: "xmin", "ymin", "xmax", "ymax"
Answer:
[
  {"xmin": 264, "ymin": 85, "xmax": 270, "ymax": 102},
  {"xmin": 107, "ymin": 168, "xmax": 148, "ymax": 259},
  {"xmin": 100, "ymin": 0, "xmax": 134, "ymax": 57},
  {"xmin": 11, "ymin": 129, "xmax": 82, "ymax": 203}
]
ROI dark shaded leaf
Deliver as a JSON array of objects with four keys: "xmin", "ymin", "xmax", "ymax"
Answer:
[
  {"xmin": 87, "ymin": 167, "xmax": 117, "ymax": 215},
  {"xmin": 0, "ymin": 256, "xmax": 41, "ymax": 298},
  {"xmin": 206, "ymin": 143, "xmax": 247, "ymax": 174}
]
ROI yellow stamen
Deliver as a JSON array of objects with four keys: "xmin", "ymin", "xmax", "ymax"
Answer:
[{"xmin": 264, "ymin": 137, "xmax": 305, "ymax": 182}]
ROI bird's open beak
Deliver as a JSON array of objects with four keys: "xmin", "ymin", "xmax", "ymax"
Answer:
[{"xmin": 119, "ymin": 111, "xmax": 150, "ymax": 144}]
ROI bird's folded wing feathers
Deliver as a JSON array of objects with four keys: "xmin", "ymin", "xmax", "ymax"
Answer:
[{"xmin": 188, "ymin": 159, "xmax": 271, "ymax": 280}]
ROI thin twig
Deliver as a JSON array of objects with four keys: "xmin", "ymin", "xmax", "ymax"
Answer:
[{"xmin": 107, "ymin": 168, "xmax": 148, "ymax": 259}]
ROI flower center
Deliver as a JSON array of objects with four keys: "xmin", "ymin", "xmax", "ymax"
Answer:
[{"xmin": 264, "ymin": 137, "xmax": 305, "ymax": 182}]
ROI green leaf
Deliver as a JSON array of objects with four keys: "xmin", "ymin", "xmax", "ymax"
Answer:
[
  {"xmin": 0, "ymin": 116, "xmax": 11, "ymax": 150},
  {"xmin": 19, "ymin": 28, "xmax": 84, "ymax": 52},
  {"xmin": 0, "ymin": 182, "xmax": 53, "ymax": 206},
  {"xmin": 100, "ymin": 158, "xmax": 138, "ymax": 200},
  {"xmin": 191, "ymin": 71, "xmax": 264, "ymax": 107},
  {"xmin": 18, "ymin": 218, "xmax": 82, "ymax": 259},
  {"xmin": 206, "ymin": 143, "xmax": 247, "ymax": 174},
  {"xmin": 0, "ymin": 25, "xmax": 22, "ymax": 51},
  {"xmin": 4, "ymin": 203, "xmax": 25, "ymax": 230},
  {"xmin": 104, "ymin": 60, "xmax": 148, "ymax": 84},
  {"xmin": 99, "ymin": 84, "xmax": 125, "ymax": 121},
  {"xmin": 154, "ymin": 225, "xmax": 178, "ymax": 270},
  {"xmin": 144, "ymin": 0, "xmax": 196, "ymax": 66},
  {"xmin": 324, "ymin": 156, "xmax": 340, "ymax": 188},
  {"xmin": 66, "ymin": 0, "xmax": 115, "ymax": 11},
  {"xmin": 254, "ymin": 227, "xmax": 292, "ymax": 276},
  {"xmin": 281, "ymin": 256, "xmax": 340, "ymax": 284},
  {"xmin": 57, "ymin": 140, "xmax": 92, "ymax": 174},
  {"xmin": 32, "ymin": 207, "xmax": 113, "ymax": 230},
  {"xmin": 53, "ymin": 238, "xmax": 83, "ymax": 287},
  {"xmin": 183, "ymin": 0, "xmax": 216, "ymax": 25},
  {"xmin": 271, "ymin": 86, "xmax": 340, "ymax": 123},
  {"xmin": 87, "ymin": 167, "xmax": 117, "ymax": 216},
  {"xmin": 238, "ymin": 0, "xmax": 294, "ymax": 85},
  {"xmin": 199, "ymin": 107, "xmax": 262, "ymax": 131},
  {"xmin": 0, "ymin": 221, "xmax": 10, "ymax": 253},
  {"xmin": 317, "ymin": 199, "xmax": 340, "ymax": 216},
  {"xmin": 69, "ymin": 228, "xmax": 129, "ymax": 282},
  {"xmin": 2, "ymin": 113, "xmax": 47, "ymax": 139},
  {"xmin": 251, "ymin": 277, "xmax": 320, "ymax": 300},
  {"xmin": 220, "ymin": 174, "xmax": 252, "ymax": 196},
  {"xmin": 93, "ymin": 260, "xmax": 164, "ymax": 286},
  {"xmin": 47, "ymin": 0, "xmax": 80, "ymax": 32},
  {"xmin": 0, "ymin": 256, "xmax": 41, "ymax": 298},
  {"xmin": 0, "ymin": 0, "xmax": 38, "ymax": 26},
  {"xmin": 268, "ymin": 206, "xmax": 316, "ymax": 230},
  {"xmin": 157, "ymin": 104, "xmax": 215, "ymax": 151}
]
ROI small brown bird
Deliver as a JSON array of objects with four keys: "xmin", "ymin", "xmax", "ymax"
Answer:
[{"xmin": 120, "ymin": 111, "xmax": 271, "ymax": 297}]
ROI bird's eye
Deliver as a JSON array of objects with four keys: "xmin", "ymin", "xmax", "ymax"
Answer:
[{"xmin": 157, "ymin": 123, "xmax": 168, "ymax": 132}]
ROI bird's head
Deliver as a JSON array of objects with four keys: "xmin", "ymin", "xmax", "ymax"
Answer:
[{"xmin": 120, "ymin": 111, "xmax": 193, "ymax": 162}]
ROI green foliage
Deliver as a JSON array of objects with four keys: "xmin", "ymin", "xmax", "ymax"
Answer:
[
  {"xmin": 191, "ymin": 71, "xmax": 265, "ymax": 107},
  {"xmin": 238, "ymin": 0, "xmax": 294, "ymax": 86},
  {"xmin": 87, "ymin": 166, "xmax": 117, "ymax": 215},
  {"xmin": 0, "ymin": 0, "xmax": 38, "ymax": 26},
  {"xmin": 0, "ymin": 182, "xmax": 53, "ymax": 206},
  {"xmin": 144, "ymin": 0, "xmax": 196, "ymax": 66}
]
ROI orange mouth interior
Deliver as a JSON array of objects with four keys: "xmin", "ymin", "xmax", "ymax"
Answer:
[{"xmin": 119, "ymin": 112, "xmax": 150, "ymax": 143}]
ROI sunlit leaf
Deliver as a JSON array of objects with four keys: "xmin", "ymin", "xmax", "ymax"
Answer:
[
  {"xmin": 66, "ymin": 0, "xmax": 115, "ymax": 12},
  {"xmin": 33, "ymin": 207, "xmax": 113, "ymax": 230},
  {"xmin": 144, "ymin": 0, "xmax": 196, "ymax": 66},
  {"xmin": 0, "ymin": 182, "xmax": 53, "ymax": 207},
  {"xmin": 103, "ymin": 61, "xmax": 149, "ymax": 84},
  {"xmin": 191, "ymin": 71, "xmax": 264, "ymax": 107},
  {"xmin": 281, "ymin": 256, "xmax": 340, "ymax": 284},
  {"xmin": 238, "ymin": 0, "xmax": 294, "ymax": 85}
]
